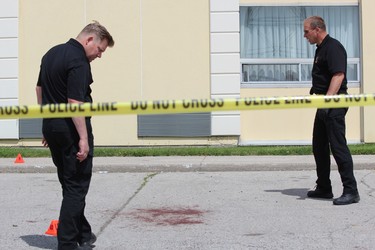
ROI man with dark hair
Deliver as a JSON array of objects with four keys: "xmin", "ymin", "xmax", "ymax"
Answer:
[
  {"xmin": 36, "ymin": 21, "xmax": 114, "ymax": 249},
  {"xmin": 303, "ymin": 16, "xmax": 360, "ymax": 205}
]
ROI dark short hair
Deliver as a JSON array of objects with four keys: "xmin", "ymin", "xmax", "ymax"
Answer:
[
  {"xmin": 79, "ymin": 21, "xmax": 115, "ymax": 47},
  {"xmin": 306, "ymin": 16, "xmax": 326, "ymax": 31}
]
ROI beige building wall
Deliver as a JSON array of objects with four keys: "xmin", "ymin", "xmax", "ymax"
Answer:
[
  {"xmin": 239, "ymin": 88, "xmax": 361, "ymax": 144},
  {"xmin": 238, "ymin": 0, "xmax": 363, "ymax": 145},
  {"xmin": 361, "ymin": 0, "xmax": 375, "ymax": 142},
  {"xmin": 0, "ymin": 0, "xmax": 18, "ymax": 141},
  {"xmin": 18, "ymin": 0, "xmax": 213, "ymax": 146},
  {"xmin": 14, "ymin": 0, "xmax": 371, "ymax": 146}
]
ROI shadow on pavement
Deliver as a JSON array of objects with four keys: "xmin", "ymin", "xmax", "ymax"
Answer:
[
  {"xmin": 20, "ymin": 235, "xmax": 56, "ymax": 249},
  {"xmin": 265, "ymin": 188, "xmax": 310, "ymax": 200}
]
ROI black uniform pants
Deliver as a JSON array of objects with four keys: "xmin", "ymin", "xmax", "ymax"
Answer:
[
  {"xmin": 312, "ymin": 108, "xmax": 358, "ymax": 194},
  {"xmin": 43, "ymin": 118, "xmax": 94, "ymax": 250}
]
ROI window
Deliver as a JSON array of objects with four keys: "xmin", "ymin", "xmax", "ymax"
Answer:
[{"xmin": 240, "ymin": 6, "xmax": 360, "ymax": 87}]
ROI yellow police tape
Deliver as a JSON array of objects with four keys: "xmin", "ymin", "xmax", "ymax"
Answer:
[{"xmin": 1, "ymin": 93, "xmax": 375, "ymax": 119}]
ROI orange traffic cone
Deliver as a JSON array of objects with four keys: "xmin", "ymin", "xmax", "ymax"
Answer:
[
  {"xmin": 45, "ymin": 220, "xmax": 59, "ymax": 236},
  {"xmin": 14, "ymin": 153, "xmax": 25, "ymax": 164}
]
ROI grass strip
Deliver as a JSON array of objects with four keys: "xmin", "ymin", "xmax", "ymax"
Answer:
[{"xmin": 0, "ymin": 144, "xmax": 375, "ymax": 158}]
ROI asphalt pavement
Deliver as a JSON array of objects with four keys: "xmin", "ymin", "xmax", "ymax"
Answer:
[{"xmin": 0, "ymin": 155, "xmax": 375, "ymax": 249}]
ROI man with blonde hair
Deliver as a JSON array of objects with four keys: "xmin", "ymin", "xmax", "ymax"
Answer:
[{"xmin": 36, "ymin": 21, "xmax": 114, "ymax": 249}]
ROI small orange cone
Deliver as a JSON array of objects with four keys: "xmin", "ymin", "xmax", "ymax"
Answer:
[
  {"xmin": 45, "ymin": 220, "xmax": 59, "ymax": 236},
  {"xmin": 14, "ymin": 153, "xmax": 25, "ymax": 164}
]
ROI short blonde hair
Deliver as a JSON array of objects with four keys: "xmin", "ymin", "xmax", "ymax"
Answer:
[{"xmin": 78, "ymin": 21, "xmax": 114, "ymax": 47}]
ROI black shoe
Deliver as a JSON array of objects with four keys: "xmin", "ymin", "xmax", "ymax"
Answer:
[
  {"xmin": 80, "ymin": 233, "xmax": 96, "ymax": 248},
  {"xmin": 333, "ymin": 193, "xmax": 360, "ymax": 205},
  {"xmin": 307, "ymin": 187, "xmax": 333, "ymax": 199}
]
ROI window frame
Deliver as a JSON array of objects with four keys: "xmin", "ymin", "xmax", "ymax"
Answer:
[
  {"xmin": 241, "ymin": 58, "xmax": 361, "ymax": 88},
  {"xmin": 239, "ymin": 4, "xmax": 361, "ymax": 89}
]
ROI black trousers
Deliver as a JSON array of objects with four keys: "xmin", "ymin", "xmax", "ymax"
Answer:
[
  {"xmin": 43, "ymin": 118, "xmax": 94, "ymax": 250},
  {"xmin": 312, "ymin": 108, "xmax": 358, "ymax": 194}
]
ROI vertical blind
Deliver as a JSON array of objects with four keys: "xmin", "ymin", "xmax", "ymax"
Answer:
[
  {"xmin": 240, "ymin": 6, "xmax": 360, "ymax": 83},
  {"xmin": 240, "ymin": 6, "xmax": 359, "ymax": 58}
]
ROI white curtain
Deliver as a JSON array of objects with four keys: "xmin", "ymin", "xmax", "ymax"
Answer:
[{"xmin": 240, "ymin": 6, "xmax": 360, "ymax": 59}]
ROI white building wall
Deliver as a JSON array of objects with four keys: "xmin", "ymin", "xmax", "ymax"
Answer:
[
  {"xmin": 0, "ymin": 0, "xmax": 19, "ymax": 139},
  {"xmin": 210, "ymin": 0, "xmax": 241, "ymax": 136}
]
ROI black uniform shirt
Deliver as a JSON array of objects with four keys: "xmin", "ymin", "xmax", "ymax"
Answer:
[
  {"xmin": 37, "ymin": 39, "xmax": 93, "ymax": 104},
  {"xmin": 310, "ymin": 35, "xmax": 348, "ymax": 95}
]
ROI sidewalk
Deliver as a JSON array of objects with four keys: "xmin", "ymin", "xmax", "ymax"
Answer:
[
  {"xmin": 1, "ymin": 155, "xmax": 375, "ymax": 173},
  {"xmin": 0, "ymin": 156, "xmax": 374, "ymax": 249}
]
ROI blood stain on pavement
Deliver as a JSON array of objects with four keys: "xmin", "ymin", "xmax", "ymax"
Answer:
[{"xmin": 129, "ymin": 207, "xmax": 208, "ymax": 226}]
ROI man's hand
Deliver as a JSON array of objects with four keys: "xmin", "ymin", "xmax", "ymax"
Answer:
[
  {"xmin": 41, "ymin": 137, "xmax": 48, "ymax": 147},
  {"xmin": 76, "ymin": 138, "xmax": 89, "ymax": 162},
  {"xmin": 326, "ymin": 72, "xmax": 345, "ymax": 95},
  {"xmin": 68, "ymin": 98, "xmax": 89, "ymax": 163}
]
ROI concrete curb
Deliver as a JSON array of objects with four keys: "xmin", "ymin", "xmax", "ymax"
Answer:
[{"xmin": 1, "ymin": 155, "xmax": 374, "ymax": 173}]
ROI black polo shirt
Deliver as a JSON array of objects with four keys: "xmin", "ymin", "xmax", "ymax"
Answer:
[
  {"xmin": 310, "ymin": 35, "xmax": 348, "ymax": 95},
  {"xmin": 37, "ymin": 39, "xmax": 93, "ymax": 104}
]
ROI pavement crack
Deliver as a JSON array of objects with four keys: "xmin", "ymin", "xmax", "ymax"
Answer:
[
  {"xmin": 96, "ymin": 172, "xmax": 159, "ymax": 236},
  {"xmin": 198, "ymin": 155, "xmax": 207, "ymax": 171},
  {"xmin": 360, "ymin": 171, "xmax": 375, "ymax": 198}
]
